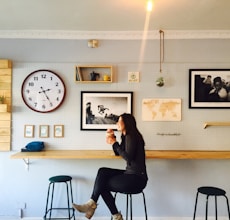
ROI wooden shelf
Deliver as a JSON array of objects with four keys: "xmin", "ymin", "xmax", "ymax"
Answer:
[
  {"xmin": 75, "ymin": 65, "xmax": 113, "ymax": 83},
  {"xmin": 10, "ymin": 150, "xmax": 230, "ymax": 160},
  {"xmin": 203, "ymin": 122, "xmax": 230, "ymax": 129},
  {"xmin": 0, "ymin": 60, "xmax": 12, "ymax": 151}
]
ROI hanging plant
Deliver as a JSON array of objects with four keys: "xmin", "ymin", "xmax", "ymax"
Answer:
[
  {"xmin": 0, "ymin": 95, "xmax": 5, "ymax": 104},
  {"xmin": 156, "ymin": 77, "xmax": 164, "ymax": 87}
]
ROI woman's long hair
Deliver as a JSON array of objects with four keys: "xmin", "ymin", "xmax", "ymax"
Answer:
[{"xmin": 120, "ymin": 113, "xmax": 145, "ymax": 145}]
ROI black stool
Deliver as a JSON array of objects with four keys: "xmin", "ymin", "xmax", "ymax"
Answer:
[
  {"xmin": 113, "ymin": 190, "xmax": 147, "ymax": 220},
  {"xmin": 193, "ymin": 186, "xmax": 230, "ymax": 220},
  {"xmin": 44, "ymin": 175, "xmax": 75, "ymax": 220}
]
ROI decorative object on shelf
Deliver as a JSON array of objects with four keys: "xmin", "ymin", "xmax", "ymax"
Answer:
[
  {"xmin": 90, "ymin": 71, "xmax": 100, "ymax": 81},
  {"xmin": 39, "ymin": 125, "xmax": 49, "ymax": 138},
  {"xmin": 24, "ymin": 125, "xmax": 34, "ymax": 138},
  {"xmin": 103, "ymin": 75, "xmax": 110, "ymax": 81},
  {"xmin": 21, "ymin": 69, "xmax": 66, "ymax": 113},
  {"xmin": 0, "ymin": 95, "xmax": 4, "ymax": 104},
  {"xmin": 189, "ymin": 69, "xmax": 230, "ymax": 108},
  {"xmin": 54, "ymin": 125, "xmax": 64, "ymax": 137},
  {"xmin": 75, "ymin": 65, "xmax": 113, "ymax": 83},
  {"xmin": 21, "ymin": 141, "xmax": 45, "ymax": 152},
  {"xmin": 81, "ymin": 91, "xmax": 133, "ymax": 130},
  {"xmin": 156, "ymin": 76, "xmax": 164, "ymax": 87},
  {"xmin": 88, "ymin": 39, "xmax": 99, "ymax": 48}
]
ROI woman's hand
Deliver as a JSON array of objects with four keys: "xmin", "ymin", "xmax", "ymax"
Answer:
[{"xmin": 106, "ymin": 129, "xmax": 116, "ymax": 145}]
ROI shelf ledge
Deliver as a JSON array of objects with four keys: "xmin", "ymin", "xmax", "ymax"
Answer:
[{"xmin": 203, "ymin": 122, "xmax": 230, "ymax": 129}]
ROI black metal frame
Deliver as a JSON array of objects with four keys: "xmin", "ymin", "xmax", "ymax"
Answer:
[
  {"xmin": 81, "ymin": 91, "xmax": 133, "ymax": 130},
  {"xmin": 113, "ymin": 191, "xmax": 147, "ymax": 220},
  {"xmin": 44, "ymin": 178, "xmax": 75, "ymax": 220}
]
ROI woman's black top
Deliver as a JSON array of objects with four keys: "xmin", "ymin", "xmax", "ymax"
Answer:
[{"xmin": 112, "ymin": 133, "xmax": 148, "ymax": 181}]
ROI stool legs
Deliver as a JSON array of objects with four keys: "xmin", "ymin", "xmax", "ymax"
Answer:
[
  {"xmin": 127, "ymin": 194, "xmax": 130, "ymax": 220},
  {"xmin": 205, "ymin": 195, "xmax": 209, "ymax": 220},
  {"xmin": 65, "ymin": 182, "xmax": 70, "ymax": 219},
  {"xmin": 66, "ymin": 181, "xmax": 75, "ymax": 220},
  {"xmin": 44, "ymin": 180, "xmax": 75, "ymax": 220},
  {"xmin": 225, "ymin": 195, "xmax": 230, "ymax": 220},
  {"xmin": 113, "ymin": 192, "xmax": 147, "ymax": 220},
  {"xmin": 193, "ymin": 191, "xmax": 199, "ymax": 220},
  {"xmin": 193, "ymin": 192, "xmax": 230, "ymax": 220},
  {"xmin": 142, "ymin": 192, "xmax": 148, "ymax": 220}
]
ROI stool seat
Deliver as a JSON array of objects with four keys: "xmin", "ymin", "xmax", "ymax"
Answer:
[
  {"xmin": 198, "ymin": 186, "xmax": 226, "ymax": 196},
  {"xmin": 44, "ymin": 175, "xmax": 75, "ymax": 220},
  {"xmin": 49, "ymin": 175, "xmax": 72, "ymax": 183},
  {"xmin": 193, "ymin": 186, "xmax": 230, "ymax": 220}
]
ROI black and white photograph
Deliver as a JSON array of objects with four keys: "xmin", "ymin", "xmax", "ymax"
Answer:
[
  {"xmin": 81, "ymin": 91, "xmax": 133, "ymax": 130},
  {"xmin": 189, "ymin": 69, "xmax": 230, "ymax": 108}
]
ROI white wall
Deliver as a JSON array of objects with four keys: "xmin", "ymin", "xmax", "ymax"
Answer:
[{"xmin": 0, "ymin": 38, "xmax": 230, "ymax": 218}]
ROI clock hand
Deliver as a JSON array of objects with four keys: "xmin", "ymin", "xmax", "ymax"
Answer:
[
  {"xmin": 38, "ymin": 88, "xmax": 51, "ymax": 93},
  {"xmin": 39, "ymin": 87, "xmax": 52, "ymax": 105}
]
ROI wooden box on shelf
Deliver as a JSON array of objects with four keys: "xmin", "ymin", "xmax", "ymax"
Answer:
[
  {"xmin": 0, "ymin": 104, "xmax": 7, "ymax": 112},
  {"xmin": 75, "ymin": 65, "xmax": 113, "ymax": 83},
  {"xmin": 0, "ymin": 60, "xmax": 12, "ymax": 68}
]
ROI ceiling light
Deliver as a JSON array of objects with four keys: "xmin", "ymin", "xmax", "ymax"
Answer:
[{"xmin": 146, "ymin": 0, "xmax": 153, "ymax": 11}]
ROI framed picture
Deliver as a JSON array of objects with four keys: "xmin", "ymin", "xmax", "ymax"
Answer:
[
  {"xmin": 54, "ymin": 125, "xmax": 64, "ymax": 137},
  {"xmin": 24, "ymin": 125, "xmax": 34, "ymax": 138},
  {"xmin": 189, "ymin": 69, "xmax": 230, "ymax": 108},
  {"xmin": 39, "ymin": 125, "xmax": 49, "ymax": 138},
  {"xmin": 81, "ymin": 91, "xmax": 133, "ymax": 130}
]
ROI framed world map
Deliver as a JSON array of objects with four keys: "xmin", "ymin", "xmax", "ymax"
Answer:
[{"xmin": 142, "ymin": 98, "xmax": 181, "ymax": 121}]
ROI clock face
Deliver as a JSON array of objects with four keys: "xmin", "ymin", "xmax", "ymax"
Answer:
[{"xmin": 21, "ymin": 69, "xmax": 66, "ymax": 113}]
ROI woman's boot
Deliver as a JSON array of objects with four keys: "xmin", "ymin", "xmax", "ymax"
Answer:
[
  {"xmin": 72, "ymin": 199, "xmax": 97, "ymax": 219},
  {"xmin": 112, "ymin": 212, "xmax": 123, "ymax": 220}
]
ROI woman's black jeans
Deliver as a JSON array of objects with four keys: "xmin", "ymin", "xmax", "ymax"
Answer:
[{"xmin": 91, "ymin": 167, "xmax": 147, "ymax": 215}]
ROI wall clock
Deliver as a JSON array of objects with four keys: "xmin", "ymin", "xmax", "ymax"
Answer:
[{"xmin": 21, "ymin": 69, "xmax": 66, "ymax": 113}]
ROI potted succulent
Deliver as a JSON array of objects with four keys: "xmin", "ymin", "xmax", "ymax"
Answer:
[{"xmin": 0, "ymin": 95, "xmax": 5, "ymax": 104}]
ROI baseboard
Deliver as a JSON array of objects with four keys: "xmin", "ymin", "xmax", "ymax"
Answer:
[{"xmin": 0, "ymin": 217, "xmax": 229, "ymax": 220}]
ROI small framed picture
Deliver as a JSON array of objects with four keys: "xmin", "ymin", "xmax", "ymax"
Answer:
[
  {"xmin": 54, "ymin": 125, "xmax": 64, "ymax": 138},
  {"xmin": 24, "ymin": 125, "xmax": 34, "ymax": 138},
  {"xmin": 39, "ymin": 125, "xmax": 49, "ymax": 138}
]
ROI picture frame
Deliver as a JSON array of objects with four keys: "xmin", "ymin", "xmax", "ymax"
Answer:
[
  {"xmin": 81, "ymin": 91, "xmax": 133, "ymax": 130},
  {"xmin": 54, "ymin": 125, "xmax": 64, "ymax": 138},
  {"xmin": 24, "ymin": 125, "xmax": 34, "ymax": 138},
  {"xmin": 39, "ymin": 125, "xmax": 49, "ymax": 138},
  {"xmin": 189, "ymin": 69, "xmax": 230, "ymax": 108}
]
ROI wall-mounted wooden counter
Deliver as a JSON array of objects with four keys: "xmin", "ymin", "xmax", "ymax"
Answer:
[{"xmin": 10, "ymin": 150, "xmax": 230, "ymax": 160}]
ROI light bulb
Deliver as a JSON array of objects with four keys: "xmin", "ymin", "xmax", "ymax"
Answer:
[{"xmin": 147, "ymin": 0, "xmax": 153, "ymax": 11}]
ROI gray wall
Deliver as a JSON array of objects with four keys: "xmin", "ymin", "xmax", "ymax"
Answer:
[{"xmin": 0, "ymin": 38, "xmax": 230, "ymax": 218}]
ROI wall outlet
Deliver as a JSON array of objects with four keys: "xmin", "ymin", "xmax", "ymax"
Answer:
[{"xmin": 17, "ymin": 202, "xmax": 26, "ymax": 209}]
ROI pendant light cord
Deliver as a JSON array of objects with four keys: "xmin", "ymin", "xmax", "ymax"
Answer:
[{"xmin": 159, "ymin": 30, "xmax": 164, "ymax": 73}]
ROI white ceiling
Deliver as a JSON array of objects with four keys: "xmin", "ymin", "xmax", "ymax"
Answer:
[{"xmin": 0, "ymin": 0, "xmax": 230, "ymax": 39}]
